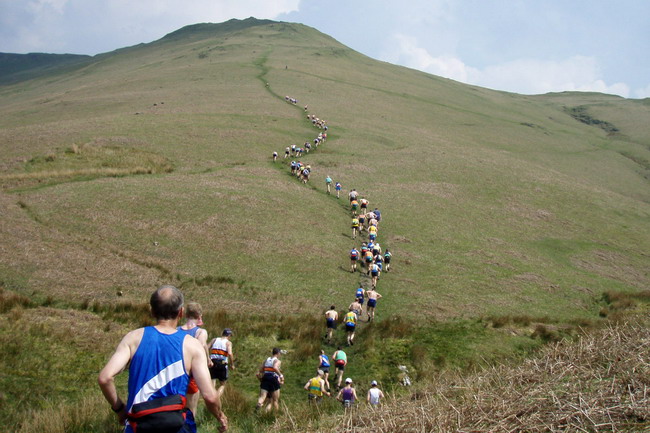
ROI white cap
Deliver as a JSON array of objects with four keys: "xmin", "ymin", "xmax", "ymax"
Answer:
[
  {"xmin": 345, "ymin": 378, "xmax": 353, "ymax": 383},
  {"xmin": 371, "ymin": 380, "xmax": 378, "ymax": 386}
]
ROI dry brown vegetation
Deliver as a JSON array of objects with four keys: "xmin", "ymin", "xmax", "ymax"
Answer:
[{"xmin": 273, "ymin": 314, "xmax": 650, "ymax": 433}]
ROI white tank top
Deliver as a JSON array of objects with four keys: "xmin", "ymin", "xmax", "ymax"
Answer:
[
  {"xmin": 368, "ymin": 388, "xmax": 381, "ymax": 405},
  {"xmin": 209, "ymin": 337, "xmax": 228, "ymax": 362}
]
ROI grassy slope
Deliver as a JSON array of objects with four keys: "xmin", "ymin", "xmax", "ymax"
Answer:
[{"xmin": 1, "ymin": 19, "xmax": 649, "ymax": 431}]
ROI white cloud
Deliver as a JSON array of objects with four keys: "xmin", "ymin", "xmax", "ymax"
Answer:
[
  {"xmin": 634, "ymin": 84, "xmax": 650, "ymax": 99},
  {"xmin": 382, "ymin": 34, "xmax": 632, "ymax": 97},
  {"xmin": 1, "ymin": 0, "xmax": 301, "ymax": 54},
  {"xmin": 380, "ymin": 34, "xmax": 476, "ymax": 83}
]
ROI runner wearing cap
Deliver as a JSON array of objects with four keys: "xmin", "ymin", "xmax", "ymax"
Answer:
[
  {"xmin": 208, "ymin": 328, "xmax": 235, "ymax": 397},
  {"xmin": 336, "ymin": 378, "xmax": 358, "ymax": 408},
  {"xmin": 367, "ymin": 380, "xmax": 385, "ymax": 406}
]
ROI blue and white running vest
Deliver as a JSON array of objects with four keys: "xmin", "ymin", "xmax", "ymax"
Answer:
[{"xmin": 126, "ymin": 327, "xmax": 189, "ymax": 414}]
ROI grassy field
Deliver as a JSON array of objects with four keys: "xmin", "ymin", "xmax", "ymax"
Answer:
[{"xmin": 1, "ymin": 18, "xmax": 649, "ymax": 432}]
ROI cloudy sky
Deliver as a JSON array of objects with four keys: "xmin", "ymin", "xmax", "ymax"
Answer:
[{"xmin": 1, "ymin": 0, "xmax": 648, "ymax": 98}]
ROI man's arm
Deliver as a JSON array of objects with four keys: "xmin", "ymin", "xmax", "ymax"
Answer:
[
  {"xmin": 187, "ymin": 338, "xmax": 228, "ymax": 431},
  {"xmin": 227, "ymin": 340, "xmax": 235, "ymax": 370},
  {"xmin": 97, "ymin": 329, "xmax": 142, "ymax": 422},
  {"xmin": 206, "ymin": 338, "xmax": 216, "ymax": 368},
  {"xmin": 320, "ymin": 379, "xmax": 330, "ymax": 396},
  {"xmin": 197, "ymin": 329, "xmax": 210, "ymax": 367}
]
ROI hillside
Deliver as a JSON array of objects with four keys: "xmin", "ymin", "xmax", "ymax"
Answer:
[
  {"xmin": 0, "ymin": 52, "xmax": 92, "ymax": 85},
  {"xmin": 1, "ymin": 18, "xmax": 649, "ymax": 432}
]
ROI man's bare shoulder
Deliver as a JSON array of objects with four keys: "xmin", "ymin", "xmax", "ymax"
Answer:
[
  {"xmin": 123, "ymin": 327, "xmax": 145, "ymax": 345},
  {"xmin": 183, "ymin": 334, "xmax": 204, "ymax": 353}
]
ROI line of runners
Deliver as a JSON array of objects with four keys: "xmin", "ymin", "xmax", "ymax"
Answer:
[{"xmin": 99, "ymin": 98, "xmax": 389, "ymax": 433}]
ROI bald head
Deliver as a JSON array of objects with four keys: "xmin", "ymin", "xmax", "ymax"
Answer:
[{"xmin": 150, "ymin": 285, "xmax": 184, "ymax": 320}]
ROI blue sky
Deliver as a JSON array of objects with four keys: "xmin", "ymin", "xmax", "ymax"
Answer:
[{"xmin": 1, "ymin": 0, "xmax": 648, "ymax": 98}]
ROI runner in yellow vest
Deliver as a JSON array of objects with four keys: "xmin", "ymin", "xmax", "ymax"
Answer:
[
  {"xmin": 304, "ymin": 369, "xmax": 329, "ymax": 404},
  {"xmin": 344, "ymin": 310, "xmax": 357, "ymax": 346}
]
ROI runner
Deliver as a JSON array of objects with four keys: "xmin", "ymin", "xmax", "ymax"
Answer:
[
  {"xmin": 272, "ymin": 151, "xmax": 278, "ymax": 161},
  {"xmin": 351, "ymin": 216, "xmax": 360, "ymax": 239},
  {"xmin": 373, "ymin": 208, "xmax": 381, "ymax": 222},
  {"xmin": 360, "ymin": 198, "xmax": 369, "ymax": 213},
  {"xmin": 355, "ymin": 286, "xmax": 365, "ymax": 315},
  {"xmin": 256, "ymin": 348, "xmax": 284, "ymax": 413},
  {"xmin": 368, "ymin": 224, "xmax": 377, "ymax": 241},
  {"xmin": 98, "ymin": 285, "xmax": 227, "ymax": 433},
  {"xmin": 326, "ymin": 175, "xmax": 332, "ymax": 194},
  {"xmin": 335, "ymin": 182, "xmax": 342, "ymax": 199},
  {"xmin": 332, "ymin": 347, "xmax": 347, "ymax": 390},
  {"xmin": 368, "ymin": 262, "xmax": 380, "ymax": 288},
  {"xmin": 367, "ymin": 380, "xmax": 385, "ymax": 406},
  {"xmin": 364, "ymin": 248, "xmax": 374, "ymax": 268},
  {"xmin": 304, "ymin": 369, "xmax": 329, "ymax": 404},
  {"xmin": 208, "ymin": 328, "xmax": 235, "ymax": 398},
  {"xmin": 324, "ymin": 305, "xmax": 338, "ymax": 344},
  {"xmin": 348, "ymin": 189, "xmax": 359, "ymax": 203},
  {"xmin": 350, "ymin": 199, "xmax": 359, "ymax": 216},
  {"xmin": 177, "ymin": 302, "xmax": 209, "ymax": 417},
  {"xmin": 348, "ymin": 299, "xmax": 362, "ymax": 317},
  {"xmin": 366, "ymin": 288, "xmax": 383, "ymax": 322},
  {"xmin": 350, "ymin": 247, "xmax": 359, "ymax": 273},
  {"xmin": 384, "ymin": 249, "xmax": 392, "ymax": 272},
  {"xmin": 284, "ymin": 146, "xmax": 290, "ymax": 159},
  {"xmin": 318, "ymin": 349, "xmax": 332, "ymax": 390},
  {"xmin": 344, "ymin": 309, "xmax": 358, "ymax": 346},
  {"xmin": 358, "ymin": 213, "xmax": 366, "ymax": 232},
  {"xmin": 336, "ymin": 378, "xmax": 358, "ymax": 409}
]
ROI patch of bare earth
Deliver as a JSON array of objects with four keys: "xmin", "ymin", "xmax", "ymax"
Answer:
[
  {"xmin": 0, "ymin": 192, "xmax": 161, "ymax": 300},
  {"xmin": 572, "ymin": 249, "xmax": 649, "ymax": 290}
]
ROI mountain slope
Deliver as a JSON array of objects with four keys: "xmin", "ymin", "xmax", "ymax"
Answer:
[
  {"xmin": 0, "ymin": 19, "xmax": 649, "ymax": 431},
  {"xmin": 0, "ymin": 18, "xmax": 648, "ymax": 319}
]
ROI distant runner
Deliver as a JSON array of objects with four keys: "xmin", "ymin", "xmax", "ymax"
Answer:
[
  {"xmin": 318, "ymin": 349, "xmax": 332, "ymax": 390},
  {"xmin": 256, "ymin": 348, "xmax": 283, "ymax": 413},
  {"xmin": 350, "ymin": 199, "xmax": 359, "ymax": 216},
  {"xmin": 369, "ymin": 262, "xmax": 380, "ymax": 288},
  {"xmin": 348, "ymin": 189, "xmax": 359, "ymax": 203},
  {"xmin": 304, "ymin": 369, "xmax": 329, "ymax": 404},
  {"xmin": 326, "ymin": 175, "xmax": 333, "ymax": 194},
  {"xmin": 350, "ymin": 247, "xmax": 360, "ymax": 273},
  {"xmin": 355, "ymin": 286, "xmax": 365, "ymax": 315},
  {"xmin": 335, "ymin": 182, "xmax": 342, "ymax": 199},
  {"xmin": 360, "ymin": 198, "xmax": 369, "ymax": 213},
  {"xmin": 332, "ymin": 347, "xmax": 347, "ymax": 390},
  {"xmin": 366, "ymin": 288, "xmax": 382, "ymax": 322},
  {"xmin": 344, "ymin": 310, "xmax": 358, "ymax": 346},
  {"xmin": 351, "ymin": 217, "xmax": 360, "ymax": 239},
  {"xmin": 348, "ymin": 299, "xmax": 362, "ymax": 317},
  {"xmin": 367, "ymin": 380, "xmax": 385, "ymax": 406},
  {"xmin": 384, "ymin": 249, "xmax": 392, "ymax": 272},
  {"xmin": 336, "ymin": 378, "xmax": 358, "ymax": 409},
  {"xmin": 324, "ymin": 305, "xmax": 338, "ymax": 344},
  {"xmin": 208, "ymin": 328, "xmax": 234, "ymax": 398}
]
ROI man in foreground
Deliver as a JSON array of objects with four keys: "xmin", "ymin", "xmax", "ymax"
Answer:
[{"xmin": 98, "ymin": 285, "xmax": 227, "ymax": 433}]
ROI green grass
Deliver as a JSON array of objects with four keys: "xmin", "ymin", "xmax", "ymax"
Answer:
[{"xmin": 0, "ymin": 18, "xmax": 649, "ymax": 432}]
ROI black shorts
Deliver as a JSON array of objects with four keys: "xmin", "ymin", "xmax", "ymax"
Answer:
[
  {"xmin": 345, "ymin": 324, "xmax": 356, "ymax": 333},
  {"xmin": 326, "ymin": 318, "xmax": 336, "ymax": 329},
  {"xmin": 335, "ymin": 360, "xmax": 346, "ymax": 371},
  {"xmin": 209, "ymin": 362, "xmax": 228, "ymax": 382},
  {"xmin": 260, "ymin": 374, "xmax": 281, "ymax": 392},
  {"xmin": 320, "ymin": 366, "xmax": 330, "ymax": 373}
]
